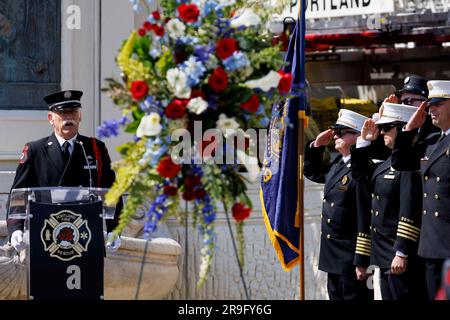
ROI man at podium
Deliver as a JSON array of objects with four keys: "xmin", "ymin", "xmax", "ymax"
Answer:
[{"xmin": 7, "ymin": 90, "xmax": 121, "ymax": 254}]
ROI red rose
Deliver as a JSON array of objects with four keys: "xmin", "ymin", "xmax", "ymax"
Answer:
[
  {"xmin": 182, "ymin": 190, "xmax": 196, "ymax": 201},
  {"xmin": 190, "ymin": 89, "xmax": 206, "ymax": 100},
  {"xmin": 138, "ymin": 28, "xmax": 146, "ymax": 37},
  {"xmin": 277, "ymin": 70, "xmax": 292, "ymax": 95},
  {"xmin": 143, "ymin": 21, "xmax": 153, "ymax": 31},
  {"xmin": 163, "ymin": 185, "xmax": 178, "ymax": 196},
  {"xmin": 194, "ymin": 189, "xmax": 206, "ymax": 199},
  {"xmin": 241, "ymin": 94, "xmax": 260, "ymax": 113},
  {"xmin": 157, "ymin": 157, "xmax": 181, "ymax": 179},
  {"xmin": 130, "ymin": 80, "xmax": 149, "ymax": 100},
  {"xmin": 198, "ymin": 138, "xmax": 217, "ymax": 157},
  {"xmin": 153, "ymin": 25, "xmax": 165, "ymax": 37},
  {"xmin": 184, "ymin": 175, "xmax": 201, "ymax": 188},
  {"xmin": 165, "ymin": 99, "xmax": 188, "ymax": 119},
  {"xmin": 178, "ymin": 4, "xmax": 200, "ymax": 23},
  {"xmin": 208, "ymin": 68, "xmax": 228, "ymax": 92},
  {"xmin": 216, "ymin": 38, "xmax": 237, "ymax": 60},
  {"xmin": 152, "ymin": 11, "xmax": 161, "ymax": 20},
  {"xmin": 232, "ymin": 203, "xmax": 251, "ymax": 221}
]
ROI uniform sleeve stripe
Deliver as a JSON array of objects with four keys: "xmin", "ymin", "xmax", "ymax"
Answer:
[
  {"xmin": 398, "ymin": 221, "xmax": 420, "ymax": 232},
  {"xmin": 356, "ymin": 244, "xmax": 371, "ymax": 253},
  {"xmin": 398, "ymin": 224, "xmax": 420, "ymax": 236},
  {"xmin": 356, "ymin": 242, "xmax": 371, "ymax": 249},
  {"xmin": 355, "ymin": 250, "xmax": 371, "ymax": 256},
  {"xmin": 396, "ymin": 231, "xmax": 418, "ymax": 242},
  {"xmin": 357, "ymin": 237, "xmax": 371, "ymax": 244}
]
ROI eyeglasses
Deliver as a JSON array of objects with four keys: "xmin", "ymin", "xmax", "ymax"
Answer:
[
  {"xmin": 378, "ymin": 123, "xmax": 398, "ymax": 132},
  {"xmin": 333, "ymin": 129, "xmax": 358, "ymax": 138},
  {"xmin": 401, "ymin": 97, "xmax": 426, "ymax": 106}
]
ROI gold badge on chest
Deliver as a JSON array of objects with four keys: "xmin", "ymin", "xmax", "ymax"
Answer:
[{"xmin": 342, "ymin": 175, "xmax": 349, "ymax": 185}]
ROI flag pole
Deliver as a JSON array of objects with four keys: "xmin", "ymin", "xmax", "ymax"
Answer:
[{"xmin": 297, "ymin": 0, "xmax": 306, "ymax": 301}]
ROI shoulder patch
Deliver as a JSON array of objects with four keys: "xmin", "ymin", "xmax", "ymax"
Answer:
[{"xmin": 19, "ymin": 144, "xmax": 29, "ymax": 164}]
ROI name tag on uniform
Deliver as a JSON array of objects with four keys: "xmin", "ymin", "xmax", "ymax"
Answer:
[
  {"xmin": 84, "ymin": 165, "xmax": 97, "ymax": 170},
  {"xmin": 383, "ymin": 174, "xmax": 395, "ymax": 180}
]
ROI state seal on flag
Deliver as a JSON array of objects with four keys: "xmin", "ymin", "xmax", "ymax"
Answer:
[{"xmin": 40, "ymin": 210, "xmax": 91, "ymax": 261}]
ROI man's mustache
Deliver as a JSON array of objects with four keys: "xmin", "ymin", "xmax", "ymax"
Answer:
[{"xmin": 62, "ymin": 120, "xmax": 78, "ymax": 126}]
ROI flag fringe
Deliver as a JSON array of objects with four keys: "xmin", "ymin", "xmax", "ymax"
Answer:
[{"xmin": 260, "ymin": 188, "xmax": 300, "ymax": 271}]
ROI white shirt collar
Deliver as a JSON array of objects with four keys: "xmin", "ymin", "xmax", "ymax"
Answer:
[
  {"xmin": 443, "ymin": 128, "xmax": 450, "ymax": 136},
  {"xmin": 54, "ymin": 133, "xmax": 78, "ymax": 148},
  {"xmin": 342, "ymin": 155, "xmax": 351, "ymax": 163}
]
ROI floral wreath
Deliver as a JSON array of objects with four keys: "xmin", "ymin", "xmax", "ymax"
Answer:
[{"xmin": 101, "ymin": 0, "xmax": 291, "ymax": 287}]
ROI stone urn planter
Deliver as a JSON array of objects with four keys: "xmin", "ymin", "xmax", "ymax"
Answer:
[{"xmin": 104, "ymin": 236, "xmax": 181, "ymax": 299}]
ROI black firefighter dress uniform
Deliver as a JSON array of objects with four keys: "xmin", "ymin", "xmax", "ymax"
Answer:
[
  {"xmin": 7, "ymin": 91, "xmax": 121, "ymax": 236},
  {"xmin": 392, "ymin": 80, "xmax": 450, "ymax": 299},
  {"xmin": 304, "ymin": 110, "xmax": 371, "ymax": 300},
  {"xmin": 352, "ymin": 102, "xmax": 427, "ymax": 300},
  {"xmin": 352, "ymin": 147, "xmax": 426, "ymax": 300}
]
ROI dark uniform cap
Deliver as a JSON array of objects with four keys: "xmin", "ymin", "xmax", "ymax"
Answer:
[
  {"xmin": 44, "ymin": 90, "xmax": 83, "ymax": 111},
  {"xmin": 396, "ymin": 74, "xmax": 429, "ymax": 98}
]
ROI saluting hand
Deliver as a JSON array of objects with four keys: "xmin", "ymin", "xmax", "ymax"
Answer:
[
  {"xmin": 314, "ymin": 129, "xmax": 334, "ymax": 147},
  {"xmin": 379, "ymin": 94, "xmax": 400, "ymax": 115},
  {"xmin": 391, "ymin": 256, "xmax": 408, "ymax": 275},
  {"xmin": 361, "ymin": 119, "xmax": 379, "ymax": 141},
  {"xmin": 405, "ymin": 101, "xmax": 427, "ymax": 131}
]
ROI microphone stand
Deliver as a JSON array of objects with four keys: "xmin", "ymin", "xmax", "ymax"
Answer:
[{"xmin": 76, "ymin": 140, "xmax": 96, "ymax": 202}]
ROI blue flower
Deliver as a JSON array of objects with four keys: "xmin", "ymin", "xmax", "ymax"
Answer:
[
  {"xmin": 194, "ymin": 44, "xmax": 214, "ymax": 63},
  {"xmin": 97, "ymin": 119, "xmax": 127, "ymax": 139},
  {"xmin": 222, "ymin": 51, "xmax": 250, "ymax": 72},
  {"xmin": 180, "ymin": 56, "xmax": 206, "ymax": 87}
]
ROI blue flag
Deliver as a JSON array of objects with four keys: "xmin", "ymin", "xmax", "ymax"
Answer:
[{"xmin": 260, "ymin": 21, "xmax": 309, "ymax": 271}]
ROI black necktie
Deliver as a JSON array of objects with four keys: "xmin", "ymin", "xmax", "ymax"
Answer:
[
  {"xmin": 62, "ymin": 141, "xmax": 70, "ymax": 163},
  {"xmin": 438, "ymin": 133, "xmax": 446, "ymax": 143}
]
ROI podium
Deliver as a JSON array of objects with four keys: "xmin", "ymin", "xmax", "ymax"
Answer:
[{"xmin": 8, "ymin": 187, "xmax": 117, "ymax": 300}]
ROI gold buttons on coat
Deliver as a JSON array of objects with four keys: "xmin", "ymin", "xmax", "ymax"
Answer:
[
  {"xmin": 423, "ymin": 210, "xmax": 427, "ymax": 215},
  {"xmin": 326, "ymin": 234, "xmax": 331, "ymax": 239},
  {"xmin": 375, "ymin": 211, "xmax": 379, "ymax": 216},
  {"xmin": 435, "ymin": 194, "xmax": 440, "ymax": 200},
  {"xmin": 424, "ymin": 193, "xmax": 427, "ymax": 198},
  {"xmin": 331, "ymin": 203, "xmax": 334, "ymax": 207},
  {"xmin": 424, "ymin": 176, "xmax": 429, "ymax": 181},
  {"xmin": 435, "ymin": 212, "xmax": 439, "ymax": 217},
  {"xmin": 437, "ymin": 177, "xmax": 441, "ymax": 182},
  {"xmin": 327, "ymin": 218, "xmax": 331, "ymax": 224}
]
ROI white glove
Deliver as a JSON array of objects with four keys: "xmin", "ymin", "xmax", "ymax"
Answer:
[
  {"xmin": 10, "ymin": 230, "xmax": 27, "ymax": 252},
  {"xmin": 105, "ymin": 232, "xmax": 121, "ymax": 253}
]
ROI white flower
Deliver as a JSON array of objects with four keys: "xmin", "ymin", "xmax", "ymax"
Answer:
[
  {"xmin": 167, "ymin": 68, "xmax": 192, "ymax": 99},
  {"xmin": 236, "ymin": 149, "xmax": 260, "ymax": 182},
  {"xmin": 168, "ymin": 117, "xmax": 188, "ymax": 133},
  {"xmin": 205, "ymin": 54, "xmax": 219, "ymax": 70},
  {"xmin": 166, "ymin": 19, "xmax": 186, "ymax": 40},
  {"xmin": 219, "ymin": 0, "xmax": 236, "ymax": 6},
  {"xmin": 244, "ymin": 70, "xmax": 281, "ymax": 92},
  {"xmin": 230, "ymin": 9, "xmax": 261, "ymax": 28},
  {"xmin": 216, "ymin": 113, "xmax": 239, "ymax": 137},
  {"xmin": 136, "ymin": 113, "xmax": 162, "ymax": 137},
  {"xmin": 187, "ymin": 97, "xmax": 208, "ymax": 115}
]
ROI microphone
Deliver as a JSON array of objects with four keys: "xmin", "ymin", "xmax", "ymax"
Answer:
[{"xmin": 76, "ymin": 140, "xmax": 95, "ymax": 202}]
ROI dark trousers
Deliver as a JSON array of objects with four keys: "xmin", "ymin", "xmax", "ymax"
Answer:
[
  {"xmin": 379, "ymin": 259, "xmax": 427, "ymax": 300},
  {"xmin": 327, "ymin": 273, "xmax": 372, "ymax": 301},
  {"xmin": 424, "ymin": 258, "xmax": 444, "ymax": 300}
]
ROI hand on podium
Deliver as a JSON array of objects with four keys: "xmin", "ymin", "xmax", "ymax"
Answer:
[
  {"xmin": 10, "ymin": 230, "xmax": 27, "ymax": 252},
  {"xmin": 104, "ymin": 232, "xmax": 121, "ymax": 253}
]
